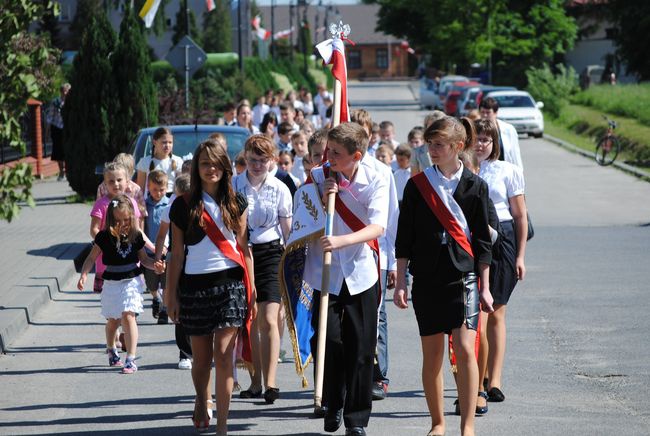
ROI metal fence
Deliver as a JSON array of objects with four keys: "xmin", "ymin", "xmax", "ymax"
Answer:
[{"xmin": 0, "ymin": 108, "xmax": 53, "ymax": 165}]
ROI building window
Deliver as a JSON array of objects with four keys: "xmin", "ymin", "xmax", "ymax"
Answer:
[
  {"xmin": 376, "ymin": 48, "xmax": 388, "ymax": 69},
  {"xmin": 348, "ymin": 50, "xmax": 362, "ymax": 69}
]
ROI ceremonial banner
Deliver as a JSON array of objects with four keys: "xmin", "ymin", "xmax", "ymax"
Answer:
[{"xmin": 279, "ymin": 183, "xmax": 326, "ymax": 386}]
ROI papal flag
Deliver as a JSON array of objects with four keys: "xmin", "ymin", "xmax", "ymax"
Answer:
[{"xmin": 139, "ymin": 0, "xmax": 162, "ymax": 28}]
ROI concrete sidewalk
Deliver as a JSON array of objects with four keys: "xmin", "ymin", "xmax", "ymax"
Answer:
[{"xmin": 0, "ymin": 178, "xmax": 90, "ymax": 353}]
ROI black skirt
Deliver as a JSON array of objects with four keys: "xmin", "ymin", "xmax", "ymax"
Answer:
[
  {"xmin": 490, "ymin": 220, "xmax": 518, "ymax": 305},
  {"xmin": 179, "ymin": 267, "xmax": 247, "ymax": 336},
  {"xmin": 251, "ymin": 239, "xmax": 283, "ymax": 304},
  {"xmin": 411, "ymin": 249, "xmax": 465, "ymax": 336}
]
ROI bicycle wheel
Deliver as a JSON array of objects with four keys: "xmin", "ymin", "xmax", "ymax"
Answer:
[{"xmin": 595, "ymin": 135, "xmax": 620, "ymax": 166}]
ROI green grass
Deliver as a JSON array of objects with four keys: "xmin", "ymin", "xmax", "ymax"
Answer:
[
  {"xmin": 572, "ymin": 84, "xmax": 650, "ymax": 127},
  {"xmin": 270, "ymin": 72, "xmax": 293, "ymax": 93},
  {"xmin": 548, "ymin": 104, "xmax": 650, "ymax": 166}
]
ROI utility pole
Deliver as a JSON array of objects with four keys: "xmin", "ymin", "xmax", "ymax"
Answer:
[
  {"xmin": 271, "ymin": 0, "xmax": 275, "ymax": 60},
  {"xmin": 238, "ymin": 0, "xmax": 243, "ymax": 74}
]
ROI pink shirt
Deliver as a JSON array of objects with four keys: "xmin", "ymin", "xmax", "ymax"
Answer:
[{"xmin": 96, "ymin": 180, "xmax": 146, "ymax": 217}]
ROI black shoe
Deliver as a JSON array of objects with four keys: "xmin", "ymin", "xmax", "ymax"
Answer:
[
  {"xmin": 476, "ymin": 391, "xmax": 488, "ymax": 415},
  {"xmin": 151, "ymin": 298, "xmax": 160, "ymax": 319},
  {"xmin": 371, "ymin": 381, "xmax": 387, "ymax": 400},
  {"xmin": 264, "ymin": 387, "xmax": 280, "ymax": 404},
  {"xmin": 324, "ymin": 408, "xmax": 343, "ymax": 433},
  {"xmin": 313, "ymin": 405, "xmax": 328, "ymax": 418},
  {"xmin": 453, "ymin": 399, "xmax": 460, "ymax": 416},
  {"xmin": 157, "ymin": 311, "xmax": 168, "ymax": 324},
  {"xmin": 345, "ymin": 427, "xmax": 366, "ymax": 436},
  {"xmin": 239, "ymin": 387, "xmax": 263, "ymax": 399},
  {"xmin": 487, "ymin": 387, "xmax": 505, "ymax": 402}
]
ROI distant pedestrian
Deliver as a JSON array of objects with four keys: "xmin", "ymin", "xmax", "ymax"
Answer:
[
  {"xmin": 78, "ymin": 194, "xmax": 164, "ymax": 374},
  {"xmin": 136, "ymin": 127, "xmax": 183, "ymax": 196},
  {"xmin": 479, "ymin": 98, "xmax": 523, "ymax": 169},
  {"xmin": 46, "ymin": 83, "xmax": 70, "ymax": 181}
]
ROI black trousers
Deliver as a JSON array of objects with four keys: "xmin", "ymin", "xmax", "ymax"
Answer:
[{"xmin": 311, "ymin": 280, "xmax": 379, "ymax": 428}]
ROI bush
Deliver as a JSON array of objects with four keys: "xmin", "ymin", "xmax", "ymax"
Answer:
[
  {"xmin": 525, "ymin": 63, "xmax": 578, "ymax": 119},
  {"xmin": 572, "ymin": 84, "xmax": 650, "ymax": 127}
]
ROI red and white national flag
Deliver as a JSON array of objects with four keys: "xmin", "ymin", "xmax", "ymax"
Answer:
[
  {"xmin": 401, "ymin": 40, "xmax": 415, "ymax": 54},
  {"xmin": 206, "ymin": 0, "xmax": 215, "ymax": 12},
  {"xmin": 273, "ymin": 27, "xmax": 295, "ymax": 40},
  {"xmin": 316, "ymin": 37, "xmax": 350, "ymax": 123}
]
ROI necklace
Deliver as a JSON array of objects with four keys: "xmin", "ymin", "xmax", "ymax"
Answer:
[{"xmin": 115, "ymin": 236, "xmax": 132, "ymax": 259}]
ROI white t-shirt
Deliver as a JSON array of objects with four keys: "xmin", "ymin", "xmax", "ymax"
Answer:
[
  {"xmin": 184, "ymin": 193, "xmax": 240, "ymax": 274},
  {"xmin": 479, "ymin": 160, "xmax": 525, "ymax": 222},
  {"xmin": 232, "ymin": 171, "xmax": 293, "ymax": 245},
  {"xmin": 252, "ymin": 103, "xmax": 270, "ymax": 127},
  {"xmin": 136, "ymin": 154, "xmax": 184, "ymax": 193}
]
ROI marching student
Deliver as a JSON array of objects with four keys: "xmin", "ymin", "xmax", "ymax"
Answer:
[
  {"xmin": 165, "ymin": 139, "xmax": 255, "ymax": 435},
  {"xmin": 473, "ymin": 119, "xmax": 527, "ymax": 405},
  {"xmin": 305, "ymin": 123, "xmax": 389, "ymax": 436},
  {"xmin": 394, "ymin": 116, "xmax": 494, "ymax": 436},
  {"xmin": 234, "ymin": 135, "xmax": 293, "ymax": 405}
]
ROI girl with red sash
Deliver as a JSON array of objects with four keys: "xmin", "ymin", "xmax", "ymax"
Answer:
[
  {"xmin": 394, "ymin": 117, "xmax": 494, "ymax": 436},
  {"xmin": 166, "ymin": 139, "xmax": 255, "ymax": 436}
]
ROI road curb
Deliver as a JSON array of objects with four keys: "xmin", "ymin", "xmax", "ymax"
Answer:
[
  {"xmin": 0, "ymin": 246, "xmax": 84, "ymax": 354},
  {"xmin": 544, "ymin": 133, "xmax": 650, "ymax": 181}
]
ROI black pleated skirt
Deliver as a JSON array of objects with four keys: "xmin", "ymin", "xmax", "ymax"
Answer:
[{"xmin": 179, "ymin": 267, "xmax": 247, "ymax": 336}]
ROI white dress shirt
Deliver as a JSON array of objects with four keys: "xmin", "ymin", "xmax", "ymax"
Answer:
[
  {"xmin": 479, "ymin": 160, "xmax": 525, "ymax": 222},
  {"xmin": 496, "ymin": 119, "xmax": 524, "ymax": 170},
  {"xmin": 303, "ymin": 158, "xmax": 390, "ymax": 295},
  {"xmin": 232, "ymin": 171, "xmax": 293, "ymax": 244}
]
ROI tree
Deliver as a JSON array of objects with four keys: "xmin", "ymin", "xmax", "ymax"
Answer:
[
  {"xmin": 110, "ymin": 4, "xmax": 158, "ymax": 157},
  {"xmin": 0, "ymin": 1, "xmax": 61, "ymax": 222},
  {"xmin": 172, "ymin": 2, "xmax": 202, "ymax": 46},
  {"xmin": 365, "ymin": 0, "xmax": 577, "ymax": 86},
  {"xmin": 608, "ymin": 0, "xmax": 650, "ymax": 80},
  {"xmin": 203, "ymin": 0, "xmax": 232, "ymax": 53},
  {"xmin": 69, "ymin": 0, "xmax": 103, "ymax": 50},
  {"xmin": 63, "ymin": 12, "xmax": 117, "ymax": 196}
]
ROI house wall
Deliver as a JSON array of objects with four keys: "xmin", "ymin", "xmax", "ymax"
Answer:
[{"xmin": 346, "ymin": 43, "xmax": 410, "ymax": 79}]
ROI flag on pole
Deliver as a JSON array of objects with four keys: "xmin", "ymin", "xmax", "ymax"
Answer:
[
  {"xmin": 316, "ymin": 37, "xmax": 350, "ymax": 123},
  {"xmin": 274, "ymin": 26, "xmax": 295, "ymax": 40},
  {"xmin": 138, "ymin": 0, "xmax": 162, "ymax": 28},
  {"xmin": 206, "ymin": 0, "xmax": 216, "ymax": 12}
]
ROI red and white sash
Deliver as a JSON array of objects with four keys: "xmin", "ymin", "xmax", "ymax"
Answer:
[
  {"xmin": 311, "ymin": 165, "xmax": 381, "ymax": 273},
  {"xmin": 412, "ymin": 167, "xmax": 474, "ymax": 258},
  {"xmin": 186, "ymin": 193, "xmax": 254, "ymax": 364}
]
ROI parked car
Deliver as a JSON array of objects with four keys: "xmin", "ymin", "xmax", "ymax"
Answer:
[
  {"xmin": 444, "ymin": 81, "xmax": 480, "ymax": 115},
  {"xmin": 483, "ymin": 90, "xmax": 544, "ymax": 138},
  {"xmin": 419, "ymin": 77, "xmax": 439, "ymax": 109},
  {"xmin": 458, "ymin": 85, "xmax": 516, "ymax": 116},
  {"xmin": 437, "ymin": 75, "xmax": 469, "ymax": 110},
  {"xmin": 130, "ymin": 125, "xmax": 250, "ymax": 169}
]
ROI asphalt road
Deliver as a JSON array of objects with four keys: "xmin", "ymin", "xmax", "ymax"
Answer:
[{"xmin": 1, "ymin": 81, "xmax": 649, "ymax": 435}]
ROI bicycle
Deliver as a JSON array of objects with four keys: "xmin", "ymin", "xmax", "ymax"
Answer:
[{"xmin": 594, "ymin": 115, "xmax": 620, "ymax": 166}]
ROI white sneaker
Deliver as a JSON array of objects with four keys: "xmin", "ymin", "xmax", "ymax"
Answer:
[{"xmin": 178, "ymin": 358, "xmax": 192, "ymax": 370}]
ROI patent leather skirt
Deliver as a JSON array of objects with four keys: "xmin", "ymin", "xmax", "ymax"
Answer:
[{"xmin": 411, "ymin": 250, "xmax": 480, "ymax": 336}]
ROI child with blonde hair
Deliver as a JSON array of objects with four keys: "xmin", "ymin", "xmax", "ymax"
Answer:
[{"xmin": 79, "ymin": 195, "xmax": 164, "ymax": 373}]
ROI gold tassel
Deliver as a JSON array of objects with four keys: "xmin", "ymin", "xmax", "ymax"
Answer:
[{"xmin": 301, "ymin": 375, "xmax": 309, "ymax": 388}]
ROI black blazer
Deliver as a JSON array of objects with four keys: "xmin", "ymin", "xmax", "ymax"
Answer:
[
  {"xmin": 396, "ymin": 168, "xmax": 492, "ymax": 276},
  {"xmin": 274, "ymin": 169, "xmax": 297, "ymax": 198}
]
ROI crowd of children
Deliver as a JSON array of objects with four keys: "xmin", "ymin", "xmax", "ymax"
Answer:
[{"xmin": 75, "ymin": 82, "xmax": 526, "ymax": 436}]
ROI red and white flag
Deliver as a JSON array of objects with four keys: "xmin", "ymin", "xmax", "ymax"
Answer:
[
  {"xmin": 401, "ymin": 40, "xmax": 415, "ymax": 54},
  {"xmin": 274, "ymin": 26, "xmax": 295, "ymax": 40},
  {"xmin": 206, "ymin": 0, "xmax": 215, "ymax": 12},
  {"xmin": 316, "ymin": 37, "xmax": 350, "ymax": 123}
]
